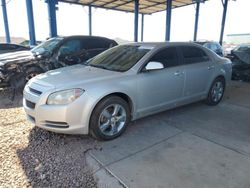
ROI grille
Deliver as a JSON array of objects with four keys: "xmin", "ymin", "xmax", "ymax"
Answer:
[
  {"xmin": 26, "ymin": 100, "xmax": 36, "ymax": 109},
  {"xmin": 29, "ymin": 87, "xmax": 42, "ymax": 95}
]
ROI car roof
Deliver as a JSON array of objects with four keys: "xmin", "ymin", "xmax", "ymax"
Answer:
[
  {"xmin": 57, "ymin": 35, "xmax": 116, "ymax": 42},
  {"xmin": 121, "ymin": 41, "xmax": 207, "ymax": 49},
  {"xmin": 194, "ymin": 41, "xmax": 220, "ymax": 45}
]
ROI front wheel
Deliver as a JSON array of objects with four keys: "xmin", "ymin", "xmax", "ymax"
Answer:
[
  {"xmin": 206, "ymin": 77, "xmax": 225, "ymax": 106},
  {"xmin": 90, "ymin": 96, "xmax": 131, "ymax": 140}
]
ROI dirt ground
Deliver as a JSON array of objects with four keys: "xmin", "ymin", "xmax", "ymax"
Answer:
[{"xmin": 0, "ymin": 90, "xmax": 99, "ymax": 187}]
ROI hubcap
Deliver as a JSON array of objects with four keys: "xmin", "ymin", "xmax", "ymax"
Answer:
[
  {"xmin": 211, "ymin": 81, "xmax": 224, "ymax": 102},
  {"xmin": 99, "ymin": 104, "xmax": 127, "ymax": 136}
]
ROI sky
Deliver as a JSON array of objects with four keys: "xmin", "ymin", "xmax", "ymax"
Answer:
[{"xmin": 0, "ymin": 0, "xmax": 249, "ymax": 42}]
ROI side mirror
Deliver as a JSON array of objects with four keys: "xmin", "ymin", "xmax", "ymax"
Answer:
[{"xmin": 145, "ymin": 61, "xmax": 164, "ymax": 71}]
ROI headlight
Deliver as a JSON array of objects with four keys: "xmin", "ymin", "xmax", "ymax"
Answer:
[{"xmin": 47, "ymin": 88, "xmax": 84, "ymax": 105}]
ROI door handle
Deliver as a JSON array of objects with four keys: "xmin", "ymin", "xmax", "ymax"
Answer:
[
  {"xmin": 174, "ymin": 71, "xmax": 183, "ymax": 76},
  {"xmin": 208, "ymin": 65, "xmax": 215, "ymax": 70}
]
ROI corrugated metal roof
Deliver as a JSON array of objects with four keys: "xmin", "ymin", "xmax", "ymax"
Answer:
[{"xmin": 59, "ymin": 0, "xmax": 202, "ymax": 14}]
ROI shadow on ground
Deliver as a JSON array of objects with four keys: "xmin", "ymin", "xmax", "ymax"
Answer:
[
  {"xmin": 16, "ymin": 127, "xmax": 100, "ymax": 187},
  {"xmin": 0, "ymin": 90, "xmax": 23, "ymax": 109}
]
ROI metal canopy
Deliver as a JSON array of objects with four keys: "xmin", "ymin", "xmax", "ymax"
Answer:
[{"xmin": 59, "ymin": 0, "xmax": 200, "ymax": 14}]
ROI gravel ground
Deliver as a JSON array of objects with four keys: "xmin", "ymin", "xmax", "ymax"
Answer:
[{"xmin": 0, "ymin": 90, "xmax": 99, "ymax": 187}]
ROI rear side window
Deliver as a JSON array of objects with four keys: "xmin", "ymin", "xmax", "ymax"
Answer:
[
  {"xmin": 148, "ymin": 47, "xmax": 179, "ymax": 68},
  {"xmin": 180, "ymin": 46, "xmax": 209, "ymax": 64},
  {"xmin": 82, "ymin": 38, "xmax": 114, "ymax": 49}
]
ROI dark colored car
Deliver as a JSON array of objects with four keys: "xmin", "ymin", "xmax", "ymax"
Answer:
[
  {"xmin": 227, "ymin": 44, "xmax": 250, "ymax": 82},
  {"xmin": 0, "ymin": 36, "xmax": 117, "ymax": 90},
  {"xmin": 0, "ymin": 43, "xmax": 30, "ymax": 54},
  {"xmin": 195, "ymin": 41, "xmax": 224, "ymax": 57}
]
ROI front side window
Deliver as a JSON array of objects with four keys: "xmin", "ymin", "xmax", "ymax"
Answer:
[
  {"xmin": 148, "ymin": 47, "xmax": 179, "ymax": 68},
  {"xmin": 58, "ymin": 39, "xmax": 82, "ymax": 56},
  {"xmin": 87, "ymin": 45, "xmax": 150, "ymax": 72},
  {"xmin": 180, "ymin": 46, "xmax": 209, "ymax": 64}
]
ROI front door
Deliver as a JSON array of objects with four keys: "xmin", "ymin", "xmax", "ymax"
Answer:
[{"xmin": 137, "ymin": 47, "xmax": 185, "ymax": 116}]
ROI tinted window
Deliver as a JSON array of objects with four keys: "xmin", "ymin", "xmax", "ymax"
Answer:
[
  {"xmin": 58, "ymin": 39, "xmax": 81, "ymax": 55},
  {"xmin": 83, "ymin": 38, "xmax": 114, "ymax": 49},
  {"xmin": 180, "ymin": 46, "xmax": 209, "ymax": 64},
  {"xmin": 148, "ymin": 47, "xmax": 179, "ymax": 68}
]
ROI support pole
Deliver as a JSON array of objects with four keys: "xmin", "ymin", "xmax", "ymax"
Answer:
[
  {"xmin": 141, "ymin": 14, "xmax": 144, "ymax": 42},
  {"xmin": 134, "ymin": 0, "xmax": 139, "ymax": 42},
  {"xmin": 1, "ymin": 0, "xmax": 10, "ymax": 43},
  {"xmin": 165, "ymin": 0, "xmax": 172, "ymax": 41},
  {"xmin": 219, "ymin": 0, "xmax": 229, "ymax": 45},
  {"xmin": 26, "ymin": 0, "xmax": 36, "ymax": 46},
  {"xmin": 193, "ymin": 1, "xmax": 200, "ymax": 41},
  {"xmin": 46, "ymin": 0, "xmax": 58, "ymax": 38},
  {"xmin": 88, "ymin": 5, "xmax": 92, "ymax": 36}
]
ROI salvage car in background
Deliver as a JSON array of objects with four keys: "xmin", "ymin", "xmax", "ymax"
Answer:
[
  {"xmin": 23, "ymin": 42, "xmax": 232, "ymax": 140},
  {"xmin": 227, "ymin": 44, "xmax": 250, "ymax": 82},
  {"xmin": 0, "ymin": 36, "xmax": 117, "ymax": 90},
  {"xmin": 195, "ymin": 41, "xmax": 224, "ymax": 57},
  {"xmin": 0, "ymin": 43, "xmax": 29, "ymax": 54}
]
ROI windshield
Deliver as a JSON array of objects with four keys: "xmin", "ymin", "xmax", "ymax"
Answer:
[
  {"xmin": 86, "ymin": 45, "xmax": 150, "ymax": 72},
  {"xmin": 31, "ymin": 37, "xmax": 63, "ymax": 54}
]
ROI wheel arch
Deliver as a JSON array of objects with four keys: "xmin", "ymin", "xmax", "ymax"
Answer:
[{"xmin": 95, "ymin": 92, "xmax": 134, "ymax": 116}]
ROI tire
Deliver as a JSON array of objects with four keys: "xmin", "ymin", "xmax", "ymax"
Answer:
[
  {"xmin": 90, "ymin": 96, "xmax": 131, "ymax": 141},
  {"xmin": 24, "ymin": 67, "xmax": 43, "ymax": 82},
  {"xmin": 206, "ymin": 77, "xmax": 225, "ymax": 106}
]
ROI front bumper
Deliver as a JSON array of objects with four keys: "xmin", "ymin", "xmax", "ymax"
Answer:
[{"xmin": 23, "ymin": 82, "xmax": 95, "ymax": 135}]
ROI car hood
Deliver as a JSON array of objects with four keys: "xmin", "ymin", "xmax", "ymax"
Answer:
[
  {"xmin": 32, "ymin": 64, "xmax": 121, "ymax": 89},
  {"xmin": 0, "ymin": 50, "xmax": 38, "ymax": 66}
]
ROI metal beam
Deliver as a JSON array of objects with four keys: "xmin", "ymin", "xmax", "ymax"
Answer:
[
  {"xmin": 1, "ymin": 0, "xmax": 10, "ymax": 43},
  {"xmin": 141, "ymin": 14, "xmax": 144, "ymax": 42},
  {"xmin": 46, "ymin": 0, "xmax": 58, "ymax": 38},
  {"xmin": 193, "ymin": 1, "xmax": 200, "ymax": 41},
  {"xmin": 219, "ymin": 0, "xmax": 229, "ymax": 45},
  {"xmin": 134, "ymin": 0, "xmax": 139, "ymax": 42},
  {"xmin": 26, "ymin": 0, "xmax": 36, "ymax": 46},
  {"xmin": 111, "ymin": 0, "xmax": 133, "ymax": 9},
  {"xmin": 88, "ymin": 5, "xmax": 92, "ymax": 36},
  {"xmin": 165, "ymin": 0, "xmax": 172, "ymax": 41}
]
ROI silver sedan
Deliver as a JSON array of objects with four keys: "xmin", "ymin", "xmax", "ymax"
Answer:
[{"xmin": 23, "ymin": 42, "xmax": 232, "ymax": 140}]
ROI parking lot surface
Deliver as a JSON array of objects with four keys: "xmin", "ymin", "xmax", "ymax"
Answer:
[
  {"xmin": 90, "ymin": 81, "xmax": 250, "ymax": 188},
  {"xmin": 1, "ymin": 81, "xmax": 250, "ymax": 188}
]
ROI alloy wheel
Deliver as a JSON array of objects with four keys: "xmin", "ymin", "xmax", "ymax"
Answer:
[
  {"xmin": 211, "ymin": 81, "xmax": 224, "ymax": 102},
  {"xmin": 98, "ymin": 104, "xmax": 127, "ymax": 136}
]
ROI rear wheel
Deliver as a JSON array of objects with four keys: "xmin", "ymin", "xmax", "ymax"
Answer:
[
  {"xmin": 206, "ymin": 77, "xmax": 225, "ymax": 106},
  {"xmin": 90, "ymin": 96, "xmax": 130, "ymax": 140}
]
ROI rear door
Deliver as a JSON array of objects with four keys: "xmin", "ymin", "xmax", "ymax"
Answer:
[
  {"xmin": 137, "ymin": 47, "xmax": 185, "ymax": 115},
  {"xmin": 178, "ymin": 46, "xmax": 215, "ymax": 97}
]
